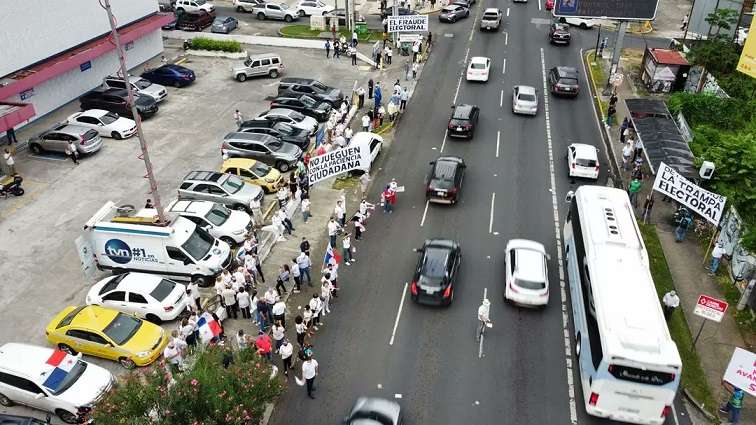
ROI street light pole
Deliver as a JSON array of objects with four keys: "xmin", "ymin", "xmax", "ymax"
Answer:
[{"xmin": 101, "ymin": 0, "xmax": 167, "ymax": 224}]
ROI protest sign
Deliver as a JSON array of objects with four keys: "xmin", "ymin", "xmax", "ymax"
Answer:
[{"xmin": 652, "ymin": 162, "xmax": 726, "ymax": 226}]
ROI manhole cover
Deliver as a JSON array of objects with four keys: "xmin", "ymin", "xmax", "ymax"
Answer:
[{"xmin": 444, "ymin": 33, "xmax": 454, "ymax": 37}]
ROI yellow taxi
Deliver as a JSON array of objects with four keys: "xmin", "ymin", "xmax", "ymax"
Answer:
[
  {"xmin": 221, "ymin": 157, "xmax": 283, "ymax": 193},
  {"xmin": 45, "ymin": 305, "xmax": 168, "ymax": 369}
]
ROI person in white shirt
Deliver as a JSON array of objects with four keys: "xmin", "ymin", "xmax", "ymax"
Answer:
[
  {"xmin": 333, "ymin": 134, "xmax": 347, "ymax": 148},
  {"xmin": 477, "ymin": 298, "xmax": 491, "ymax": 340},
  {"xmin": 187, "ymin": 280, "xmax": 201, "ymax": 311},
  {"xmin": 237, "ymin": 287, "xmax": 251, "ymax": 319},
  {"xmin": 279, "ymin": 339, "xmax": 294, "ymax": 377},
  {"xmin": 277, "ymin": 186, "xmax": 289, "ymax": 208},
  {"xmin": 170, "ymin": 330, "xmax": 188, "ymax": 356},
  {"xmin": 301, "ymin": 198, "xmax": 311, "ymax": 223},
  {"xmin": 344, "ymin": 127, "xmax": 353, "ymax": 144},
  {"xmin": 295, "ymin": 315, "xmax": 307, "ymax": 346},
  {"xmin": 297, "ymin": 251, "xmax": 312, "ymax": 286},
  {"xmin": 291, "ymin": 258, "xmax": 302, "ymax": 293},
  {"xmin": 271, "ymin": 213, "xmax": 287, "ymax": 242},
  {"xmin": 222, "ymin": 284, "xmax": 238, "ymax": 320},
  {"xmin": 214, "ymin": 276, "xmax": 225, "ymax": 304},
  {"xmin": 359, "ymin": 172, "xmax": 371, "ymax": 198},
  {"xmin": 662, "ymin": 290, "xmax": 680, "ymax": 320},
  {"xmin": 709, "ymin": 242, "xmax": 727, "ymax": 275},
  {"xmin": 236, "ymin": 329, "xmax": 249, "ymax": 350},
  {"xmin": 361, "ymin": 114, "xmax": 370, "ymax": 132},
  {"xmin": 622, "ymin": 142, "xmax": 633, "ymax": 171},
  {"xmin": 221, "ymin": 269, "xmax": 233, "ymax": 286},
  {"xmin": 303, "ymin": 305, "xmax": 314, "ymax": 331},
  {"xmin": 272, "ymin": 299, "xmax": 287, "ymax": 327},
  {"xmin": 277, "ymin": 209, "xmax": 295, "ymax": 235},
  {"xmin": 301, "ymin": 356, "xmax": 319, "ymax": 399},
  {"xmin": 334, "ymin": 201, "xmax": 346, "ymax": 226},
  {"xmin": 359, "ymin": 198, "xmax": 374, "ymax": 220},
  {"xmin": 163, "ymin": 341, "xmax": 182, "ymax": 373},
  {"xmin": 385, "ymin": 45, "xmax": 393, "ymax": 65},
  {"xmin": 320, "ymin": 274, "xmax": 333, "ymax": 314},
  {"xmin": 233, "ymin": 266, "xmax": 246, "ymax": 288},
  {"xmin": 3, "ymin": 149, "xmax": 15, "ymax": 176},
  {"xmin": 271, "ymin": 321, "xmax": 286, "ymax": 352},
  {"xmin": 342, "ymin": 234, "xmax": 354, "ymax": 265},
  {"xmin": 327, "ymin": 217, "xmax": 341, "ymax": 248},
  {"xmin": 249, "ymin": 197, "xmax": 262, "ymax": 225},
  {"xmin": 250, "ymin": 290, "xmax": 259, "ymax": 325},
  {"xmin": 309, "ymin": 294, "xmax": 323, "ymax": 327},
  {"xmin": 179, "ymin": 317, "xmax": 197, "ymax": 347}
]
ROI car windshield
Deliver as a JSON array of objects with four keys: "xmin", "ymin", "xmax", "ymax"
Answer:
[
  {"xmin": 205, "ymin": 204, "xmax": 231, "ymax": 226},
  {"xmin": 560, "ymin": 78, "xmax": 578, "ymax": 86},
  {"xmin": 214, "ymin": 17, "xmax": 226, "ymax": 24},
  {"xmin": 483, "ymin": 13, "xmax": 498, "ymax": 19},
  {"xmin": 576, "ymin": 157, "xmax": 597, "ymax": 167},
  {"xmin": 103, "ymin": 313, "xmax": 142, "ymax": 345},
  {"xmin": 182, "ymin": 226, "xmax": 215, "ymax": 260},
  {"xmin": 452, "ymin": 107, "xmax": 471, "ymax": 119},
  {"xmin": 516, "ymin": 278, "xmax": 546, "ymax": 290},
  {"xmin": 280, "ymin": 3, "xmax": 289, "ymax": 8},
  {"xmin": 311, "ymin": 81, "xmax": 327, "ymax": 91},
  {"xmin": 442, "ymin": 6, "xmax": 455, "ymax": 11},
  {"xmin": 250, "ymin": 161, "xmax": 272, "ymax": 175},
  {"xmin": 300, "ymin": 96, "xmax": 317, "ymax": 107},
  {"xmin": 422, "ymin": 248, "xmax": 449, "ymax": 279},
  {"xmin": 150, "ymin": 279, "xmax": 177, "ymax": 302},
  {"xmin": 49, "ymin": 360, "xmax": 87, "ymax": 395},
  {"xmin": 244, "ymin": 58, "xmax": 254, "ymax": 67},
  {"xmin": 274, "ymin": 122, "xmax": 296, "ymax": 135},
  {"xmin": 287, "ymin": 110, "xmax": 305, "ymax": 121},
  {"xmin": 268, "ymin": 141, "xmax": 284, "ymax": 151},
  {"xmin": 471, "ymin": 62, "xmax": 487, "ymax": 69},
  {"xmin": 134, "ymin": 78, "xmax": 152, "ymax": 89},
  {"xmin": 195, "ymin": 0, "xmax": 207, "ymax": 4},
  {"xmin": 99, "ymin": 274, "xmax": 128, "ymax": 295},
  {"xmin": 100, "ymin": 111, "xmax": 120, "ymax": 124},
  {"xmin": 220, "ymin": 175, "xmax": 244, "ymax": 194},
  {"xmin": 519, "ymin": 94, "xmax": 536, "ymax": 102}
]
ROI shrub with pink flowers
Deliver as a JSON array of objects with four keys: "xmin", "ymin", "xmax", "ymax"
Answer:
[{"xmin": 91, "ymin": 346, "xmax": 282, "ymax": 424}]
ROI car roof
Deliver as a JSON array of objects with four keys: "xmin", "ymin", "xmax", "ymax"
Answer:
[
  {"xmin": 452, "ymin": 104, "xmax": 475, "ymax": 118},
  {"xmin": 0, "ymin": 343, "xmax": 78, "ymax": 383},
  {"xmin": 183, "ymin": 170, "xmax": 228, "ymax": 183},
  {"xmin": 424, "ymin": 238, "xmax": 457, "ymax": 249},
  {"xmin": 436, "ymin": 155, "xmax": 464, "ymax": 165},
  {"xmin": 516, "ymin": 85, "xmax": 537, "ymax": 95},
  {"xmin": 224, "ymin": 132, "xmax": 278, "ymax": 143},
  {"xmin": 248, "ymin": 53, "xmax": 280, "ymax": 60},
  {"xmin": 570, "ymin": 143, "xmax": 598, "ymax": 159},
  {"xmin": 267, "ymin": 108, "xmax": 298, "ymax": 117},
  {"xmin": 45, "ymin": 123, "xmax": 92, "ymax": 136},
  {"xmin": 79, "ymin": 109, "xmax": 111, "ymax": 119},
  {"xmin": 105, "ymin": 273, "xmax": 165, "ymax": 293},
  {"xmin": 65, "ymin": 305, "xmax": 118, "ymax": 329},
  {"xmin": 350, "ymin": 397, "xmax": 401, "ymax": 423},
  {"xmin": 470, "ymin": 56, "xmax": 489, "ymax": 63},
  {"xmin": 554, "ymin": 66, "xmax": 579, "ymax": 78},
  {"xmin": 223, "ymin": 157, "xmax": 260, "ymax": 169},
  {"xmin": 167, "ymin": 199, "xmax": 213, "ymax": 216},
  {"xmin": 350, "ymin": 131, "xmax": 382, "ymax": 144},
  {"xmin": 508, "ymin": 239, "xmax": 547, "ymax": 281}
]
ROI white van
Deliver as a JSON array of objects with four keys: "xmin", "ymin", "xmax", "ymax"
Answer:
[
  {"xmin": 83, "ymin": 201, "xmax": 233, "ymax": 287},
  {"xmin": 0, "ymin": 343, "xmax": 114, "ymax": 424},
  {"xmin": 165, "ymin": 199, "xmax": 252, "ymax": 245}
]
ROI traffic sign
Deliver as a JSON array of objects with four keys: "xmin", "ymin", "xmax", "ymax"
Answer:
[
  {"xmin": 553, "ymin": 0, "xmax": 659, "ymax": 21},
  {"xmin": 693, "ymin": 294, "xmax": 728, "ymax": 323}
]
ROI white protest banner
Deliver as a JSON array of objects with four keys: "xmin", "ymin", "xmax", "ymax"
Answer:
[
  {"xmin": 652, "ymin": 161, "xmax": 726, "ymax": 226},
  {"xmin": 307, "ymin": 140, "xmax": 371, "ymax": 186},
  {"xmin": 723, "ymin": 347, "xmax": 756, "ymax": 396},
  {"xmin": 388, "ymin": 15, "xmax": 429, "ymax": 33}
]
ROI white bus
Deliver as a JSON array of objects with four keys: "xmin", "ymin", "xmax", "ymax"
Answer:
[{"xmin": 563, "ymin": 186, "xmax": 682, "ymax": 425}]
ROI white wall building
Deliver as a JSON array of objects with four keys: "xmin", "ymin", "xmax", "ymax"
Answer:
[{"xmin": 0, "ymin": 0, "xmax": 172, "ymax": 138}]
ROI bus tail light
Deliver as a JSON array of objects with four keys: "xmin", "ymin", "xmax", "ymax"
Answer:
[
  {"xmin": 588, "ymin": 392, "xmax": 599, "ymax": 406},
  {"xmin": 661, "ymin": 406, "xmax": 671, "ymax": 418}
]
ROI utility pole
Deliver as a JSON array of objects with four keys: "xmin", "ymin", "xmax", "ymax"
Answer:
[
  {"xmin": 605, "ymin": 20, "xmax": 628, "ymax": 93},
  {"xmin": 101, "ymin": 0, "xmax": 167, "ymax": 224},
  {"xmin": 682, "ymin": 0, "xmax": 697, "ymax": 45}
]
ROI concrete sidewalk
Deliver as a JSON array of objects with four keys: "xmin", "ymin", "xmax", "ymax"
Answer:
[{"xmin": 585, "ymin": 48, "xmax": 756, "ymax": 423}]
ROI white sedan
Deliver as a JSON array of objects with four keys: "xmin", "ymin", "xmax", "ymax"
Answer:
[
  {"xmin": 466, "ymin": 56, "xmax": 491, "ymax": 82},
  {"xmin": 295, "ymin": 0, "xmax": 334, "ymax": 16},
  {"xmin": 67, "ymin": 109, "xmax": 137, "ymax": 139},
  {"xmin": 567, "ymin": 143, "xmax": 599, "ymax": 180},
  {"xmin": 512, "ymin": 85, "xmax": 538, "ymax": 115},
  {"xmin": 504, "ymin": 239, "xmax": 550, "ymax": 307},
  {"xmin": 560, "ymin": 17, "xmax": 597, "ymax": 29},
  {"xmin": 86, "ymin": 272, "xmax": 189, "ymax": 323}
]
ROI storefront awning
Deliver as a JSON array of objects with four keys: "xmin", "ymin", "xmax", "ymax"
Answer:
[{"xmin": 0, "ymin": 102, "xmax": 35, "ymax": 133}]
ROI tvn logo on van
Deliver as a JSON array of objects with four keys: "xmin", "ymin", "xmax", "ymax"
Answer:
[{"xmin": 104, "ymin": 239, "xmax": 158, "ymax": 264}]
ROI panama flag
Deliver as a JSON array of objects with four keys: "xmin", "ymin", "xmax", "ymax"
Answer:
[
  {"xmin": 197, "ymin": 312, "xmax": 222, "ymax": 343},
  {"xmin": 323, "ymin": 243, "xmax": 341, "ymax": 267},
  {"xmin": 43, "ymin": 350, "xmax": 77, "ymax": 392}
]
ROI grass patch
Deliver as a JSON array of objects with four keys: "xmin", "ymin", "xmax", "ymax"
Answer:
[
  {"xmin": 639, "ymin": 223, "xmax": 718, "ymax": 415},
  {"xmin": 280, "ymin": 24, "xmax": 382, "ymax": 41},
  {"xmin": 585, "ymin": 51, "xmax": 608, "ymax": 117},
  {"xmin": 714, "ymin": 273, "xmax": 756, "ymax": 339},
  {"xmin": 332, "ymin": 175, "xmax": 358, "ymax": 190}
]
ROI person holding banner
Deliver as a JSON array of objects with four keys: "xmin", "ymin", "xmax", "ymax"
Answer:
[{"xmin": 719, "ymin": 381, "xmax": 744, "ymax": 424}]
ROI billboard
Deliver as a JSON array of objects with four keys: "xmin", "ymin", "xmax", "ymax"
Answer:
[
  {"xmin": 737, "ymin": 18, "xmax": 756, "ymax": 79},
  {"xmin": 553, "ymin": 0, "xmax": 659, "ymax": 20},
  {"xmin": 387, "ymin": 15, "xmax": 429, "ymax": 33}
]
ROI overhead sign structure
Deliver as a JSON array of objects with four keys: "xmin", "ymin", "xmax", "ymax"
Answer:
[
  {"xmin": 723, "ymin": 347, "xmax": 756, "ymax": 396},
  {"xmin": 652, "ymin": 162, "xmax": 727, "ymax": 226},
  {"xmin": 387, "ymin": 15, "xmax": 429, "ymax": 33},
  {"xmin": 736, "ymin": 18, "xmax": 756, "ymax": 79},
  {"xmin": 553, "ymin": 0, "xmax": 659, "ymax": 21},
  {"xmin": 307, "ymin": 140, "xmax": 372, "ymax": 185},
  {"xmin": 693, "ymin": 294, "xmax": 729, "ymax": 323}
]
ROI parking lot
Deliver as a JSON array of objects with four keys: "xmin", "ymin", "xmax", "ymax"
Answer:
[{"xmin": 0, "ymin": 43, "xmax": 371, "ymax": 388}]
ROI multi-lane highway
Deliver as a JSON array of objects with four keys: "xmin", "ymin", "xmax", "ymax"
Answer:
[{"xmin": 270, "ymin": 1, "xmax": 689, "ymax": 424}]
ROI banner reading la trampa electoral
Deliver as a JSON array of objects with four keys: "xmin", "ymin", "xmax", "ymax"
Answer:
[
  {"xmin": 652, "ymin": 161, "xmax": 727, "ymax": 226},
  {"xmin": 307, "ymin": 140, "xmax": 372, "ymax": 186}
]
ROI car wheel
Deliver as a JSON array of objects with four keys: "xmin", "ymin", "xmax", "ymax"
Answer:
[
  {"xmin": 451, "ymin": 16, "xmax": 456, "ymax": 23},
  {"xmin": 0, "ymin": 393, "xmax": 14, "ymax": 407},
  {"xmin": 57, "ymin": 410, "xmax": 79, "ymax": 424},
  {"xmin": 580, "ymin": 23, "xmax": 587, "ymax": 29},
  {"xmin": 298, "ymin": 10, "xmax": 305, "ymax": 16},
  {"xmin": 58, "ymin": 344, "xmax": 77, "ymax": 355},
  {"xmin": 119, "ymin": 357, "xmax": 137, "ymax": 369},
  {"xmin": 29, "ymin": 143, "xmax": 43, "ymax": 154},
  {"xmin": 284, "ymin": 14, "xmax": 293, "ymax": 22},
  {"xmin": 237, "ymin": 5, "xmax": 244, "ymax": 12},
  {"xmin": 233, "ymin": 204, "xmax": 248, "ymax": 212},
  {"xmin": 176, "ymin": 7, "xmax": 185, "ymax": 13},
  {"xmin": 221, "ymin": 236, "xmax": 236, "ymax": 246},
  {"xmin": 559, "ymin": 17, "xmax": 566, "ymax": 23},
  {"xmin": 173, "ymin": 79, "xmax": 182, "ymax": 88},
  {"xmin": 465, "ymin": 11, "xmax": 469, "ymax": 17},
  {"xmin": 193, "ymin": 274, "xmax": 212, "ymax": 288},
  {"xmin": 145, "ymin": 314, "xmax": 163, "ymax": 324},
  {"xmin": 236, "ymin": 73, "xmax": 247, "ymax": 82},
  {"xmin": 112, "ymin": 131, "xmax": 123, "ymax": 140},
  {"xmin": 277, "ymin": 161, "xmax": 290, "ymax": 172},
  {"xmin": 257, "ymin": 12, "xmax": 266, "ymax": 20},
  {"xmin": 269, "ymin": 69, "xmax": 279, "ymax": 78}
]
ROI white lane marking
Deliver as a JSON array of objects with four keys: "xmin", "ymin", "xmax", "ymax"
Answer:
[
  {"xmin": 538, "ymin": 0, "xmax": 542, "ymax": 11},
  {"xmin": 671, "ymin": 404, "xmax": 680, "ymax": 425},
  {"xmin": 488, "ymin": 192, "xmax": 495, "ymax": 234},
  {"xmin": 499, "ymin": 89, "xmax": 504, "ymax": 107},
  {"xmin": 502, "ymin": 58, "xmax": 507, "ymax": 74},
  {"xmin": 420, "ymin": 200, "xmax": 430, "ymax": 226},
  {"xmin": 504, "ymin": 31, "xmax": 508, "ymax": 45},
  {"xmin": 496, "ymin": 131, "xmax": 500, "ymax": 158},
  {"xmin": 453, "ymin": 47, "xmax": 470, "ymax": 105},
  {"xmin": 506, "ymin": 7, "xmax": 510, "ymax": 16},
  {"xmin": 389, "ymin": 282, "xmax": 409, "ymax": 346},
  {"xmin": 440, "ymin": 129, "xmax": 449, "ymax": 153},
  {"xmin": 540, "ymin": 47, "xmax": 578, "ymax": 425},
  {"xmin": 479, "ymin": 287, "xmax": 488, "ymax": 358}
]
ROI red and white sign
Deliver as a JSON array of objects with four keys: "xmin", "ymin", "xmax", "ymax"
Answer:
[
  {"xmin": 693, "ymin": 294, "xmax": 729, "ymax": 323},
  {"xmin": 723, "ymin": 347, "xmax": 756, "ymax": 397}
]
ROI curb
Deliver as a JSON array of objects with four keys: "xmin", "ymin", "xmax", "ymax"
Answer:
[
  {"xmin": 683, "ymin": 388, "xmax": 718, "ymax": 421},
  {"xmin": 184, "ymin": 48, "xmax": 247, "ymax": 59}
]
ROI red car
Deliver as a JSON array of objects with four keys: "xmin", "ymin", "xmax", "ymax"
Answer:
[{"xmin": 545, "ymin": 0, "xmax": 554, "ymax": 10}]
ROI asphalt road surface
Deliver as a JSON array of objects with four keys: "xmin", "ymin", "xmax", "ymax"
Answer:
[{"xmin": 270, "ymin": 2, "xmax": 691, "ymax": 424}]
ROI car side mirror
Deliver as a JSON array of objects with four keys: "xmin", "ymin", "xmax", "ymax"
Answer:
[
  {"xmin": 35, "ymin": 393, "xmax": 45, "ymax": 400},
  {"xmin": 565, "ymin": 191, "xmax": 575, "ymax": 204},
  {"xmin": 450, "ymin": 105, "xmax": 455, "ymax": 109},
  {"xmin": 429, "ymin": 161, "xmax": 435, "ymax": 165}
]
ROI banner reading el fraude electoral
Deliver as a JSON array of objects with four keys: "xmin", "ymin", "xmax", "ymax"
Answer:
[
  {"xmin": 387, "ymin": 15, "xmax": 429, "ymax": 33},
  {"xmin": 307, "ymin": 140, "xmax": 372, "ymax": 186},
  {"xmin": 652, "ymin": 161, "xmax": 727, "ymax": 226}
]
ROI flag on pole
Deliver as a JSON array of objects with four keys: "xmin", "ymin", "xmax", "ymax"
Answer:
[
  {"xmin": 197, "ymin": 312, "xmax": 222, "ymax": 343},
  {"xmin": 323, "ymin": 243, "xmax": 341, "ymax": 267}
]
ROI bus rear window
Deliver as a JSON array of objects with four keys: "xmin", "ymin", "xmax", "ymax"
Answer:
[{"xmin": 609, "ymin": 365, "xmax": 676, "ymax": 386}]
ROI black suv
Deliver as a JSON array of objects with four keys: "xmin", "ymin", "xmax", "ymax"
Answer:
[
  {"xmin": 548, "ymin": 66, "xmax": 580, "ymax": 97},
  {"xmin": 270, "ymin": 95, "xmax": 332, "ymax": 122},
  {"xmin": 447, "ymin": 104, "xmax": 479, "ymax": 138},
  {"xmin": 426, "ymin": 156, "xmax": 466, "ymax": 204},
  {"xmin": 411, "ymin": 239, "xmax": 462, "ymax": 306},
  {"xmin": 79, "ymin": 88, "xmax": 158, "ymax": 119},
  {"xmin": 237, "ymin": 119, "xmax": 311, "ymax": 151},
  {"xmin": 548, "ymin": 23, "xmax": 571, "ymax": 45},
  {"xmin": 277, "ymin": 82, "xmax": 344, "ymax": 107}
]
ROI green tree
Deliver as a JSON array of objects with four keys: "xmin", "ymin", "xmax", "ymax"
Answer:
[
  {"xmin": 705, "ymin": 7, "xmax": 739, "ymax": 36},
  {"xmin": 91, "ymin": 347, "xmax": 282, "ymax": 425},
  {"xmin": 687, "ymin": 37, "xmax": 741, "ymax": 75}
]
